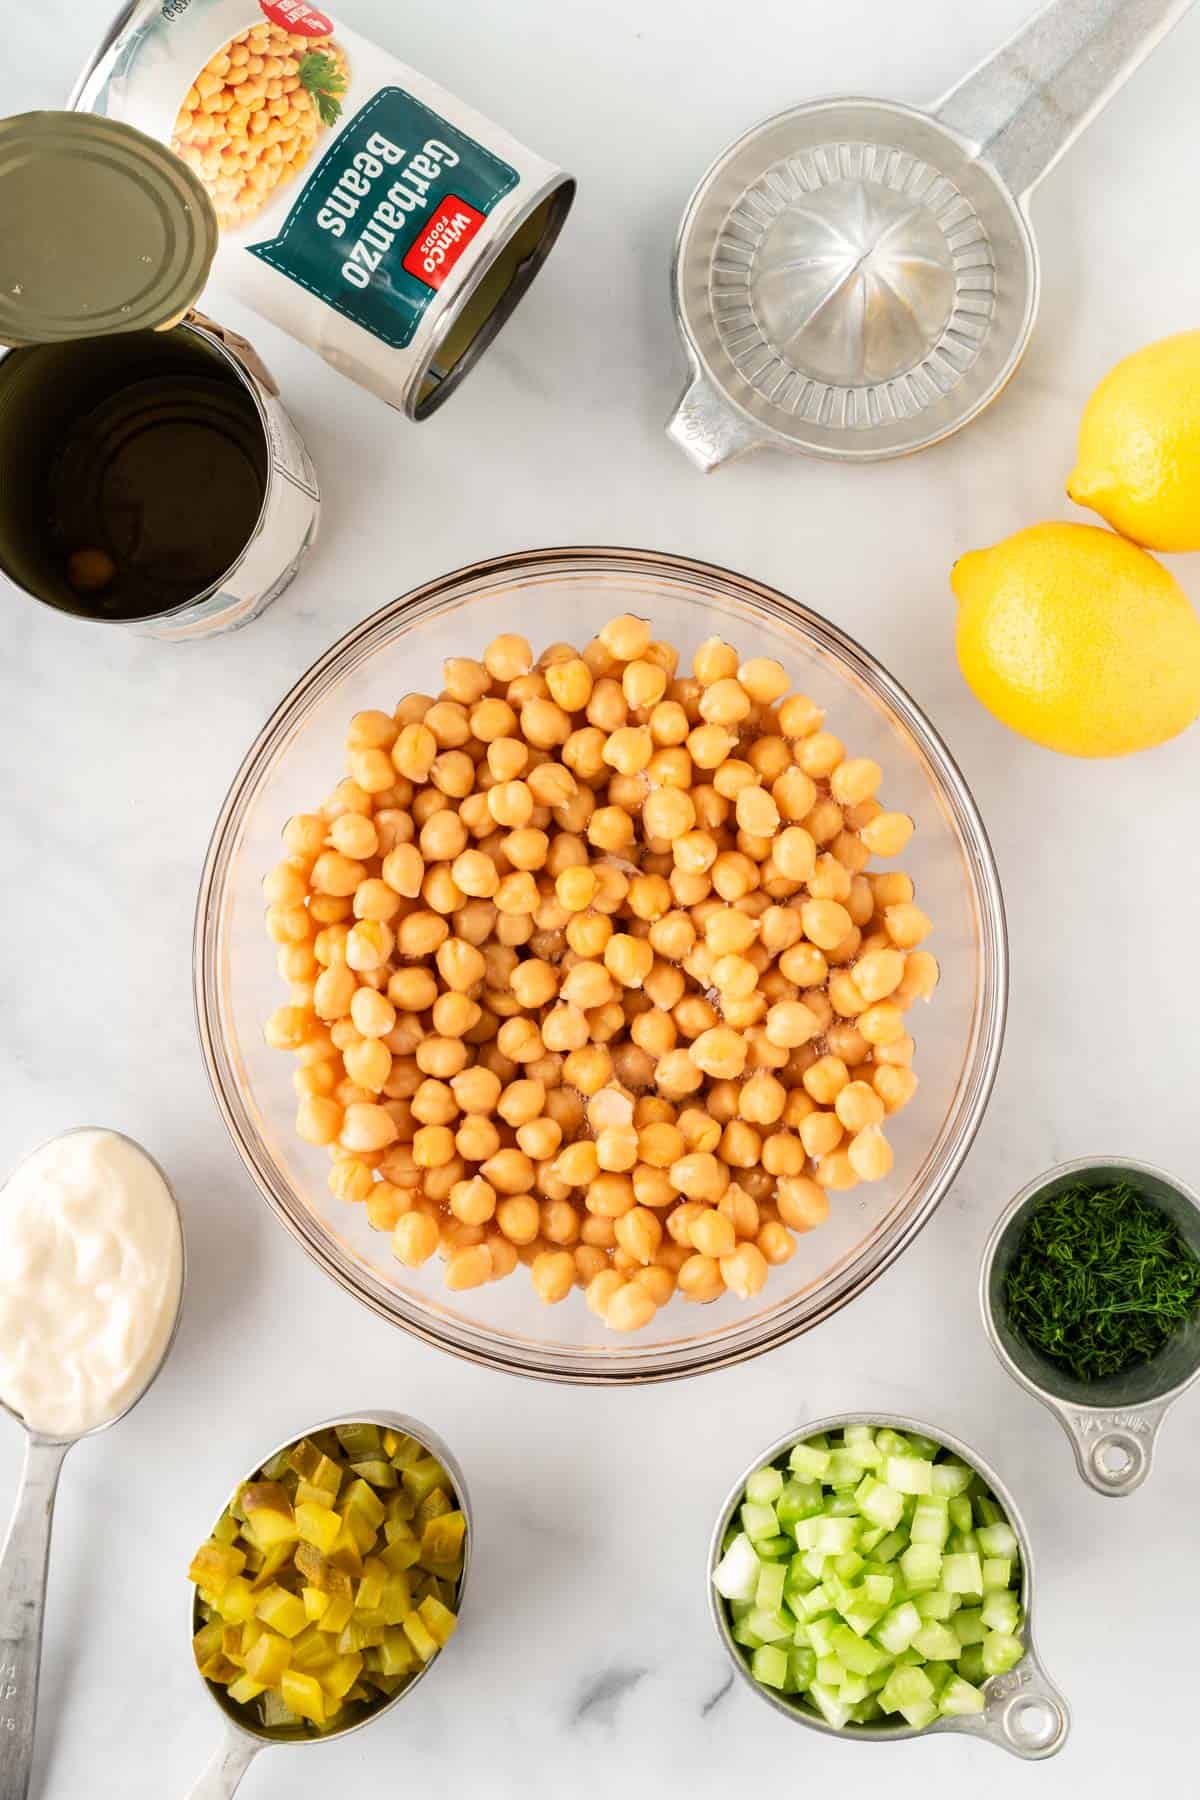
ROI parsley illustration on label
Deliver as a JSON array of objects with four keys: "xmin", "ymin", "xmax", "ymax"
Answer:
[{"xmin": 299, "ymin": 50, "xmax": 348, "ymax": 128}]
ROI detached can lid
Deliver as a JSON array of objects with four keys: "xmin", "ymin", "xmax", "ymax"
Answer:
[{"xmin": 0, "ymin": 110, "xmax": 218, "ymax": 348}]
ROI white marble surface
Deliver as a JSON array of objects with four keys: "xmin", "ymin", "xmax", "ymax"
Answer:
[{"xmin": 3, "ymin": 1, "xmax": 1200, "ymax": 1794}]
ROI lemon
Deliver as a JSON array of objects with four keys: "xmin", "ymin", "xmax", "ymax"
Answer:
[
  {"xmin": 1068, "ymin": 331, "xmax": 1200, "ymax": 551},
  {"xmin": 952, "ymin": 522, "xmax": 1200, "ymax": 757}
]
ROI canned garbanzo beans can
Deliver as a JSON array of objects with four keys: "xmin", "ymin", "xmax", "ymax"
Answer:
[{"xmin": 73, "ymin": 0, "xmax": 575, "ymax": 418}]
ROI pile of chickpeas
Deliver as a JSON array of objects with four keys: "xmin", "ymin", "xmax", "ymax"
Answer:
[
  {"xmin": 171, "ymin": 22, "xmax": 348, "ymax": 230},
  {"xmin": 263, "ymin": 616, "xmax": 937, "ymax": 1335}
]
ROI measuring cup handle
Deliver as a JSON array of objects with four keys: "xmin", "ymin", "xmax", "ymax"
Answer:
[
  {"xmin": 952, "ymin": 1642, "xmax": 1071, "ymax": 1759},
  {"xmin": 1054, "ymin": 1398, "xmax": 1167, "ymax": 1495},
  {"xmin": 183, "ymin": 1728, "xmax": 262, "ymax": 1799},
  {"xmin": 0, "ymin": 1436, "xmax": 71, "ymax": 1800},
  {"xmin": 931, "ymin": 0, "xmax": 1196, "ymax": 200}
]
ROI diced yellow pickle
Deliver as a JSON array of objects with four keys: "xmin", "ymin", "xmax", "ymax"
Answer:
[
  {"xmin": 344, "ymin": 1479, "xmax": 386, "ymax": 1531},
  {"xmin": 417, "ymin": 1596, "xmax": 458, "ymax": 1648},
  {"xmin": 380, "ymin": 1535, "xmax": 421, "ymax": 1575},
  {"xmin": 221, "ymin": 1624, "xmax": 247, "ymax": 1667},
  {"xmin": 245, "ymin": 1630, "xmax": 292, "ymax": 1687},
  {"xmin": 330, "ymin": 1520, "xmax": 368, "ymax": 1572},
  {"xmin": 192, "ymin": 1620, "xmax": 226, "ymax": 1675},
  {"xmin": 415, "ymin": 1487, "xmax": 452, "ymax": 1528},
  {"xmin": 420, "ymin": 1511, "xmax": 467, "ymax": 1567},
  {"xmin": 385, "ymin": 1489, "xmax": 416, "ymax": 1523},
  {"xmin": 389, "ymin": 1435, "xmax": 424, "ymax": 1470},
  {"xmin": 248, "ymin": 1542, "xmax": 293, "ymax": 1592},
  {"xmin": 402, "ymin": 1459, "xmax": 449, "ymax": 1506},
  {"xmin": 290, "ymin": 1625, "xmax": 337, "ymax": 1674},
  {"xmin": 356, "ymin": 1558, "xmax": 388, "ymax": 1613},
  {"xmin": 350, "ymin": 1459, "xmax": 398, "ymax": 1488},
  {"xmin": 287, "ymin": 1440, "xmax": 342, "ymax": 1494},
  {"xmin": 335, "ymin": 1423, "xmax": 382, "ymax": 1460},
  {"xmin": 303, "ymin": 1587, "xmax": 331, "ymax": 1624},
  {"xmin": 317, "ymin": 1593, "xmax": 354, "ymax": 1636},
  {"xmin": 217, "ymin": 1577, "xmax": 256, "ymax": 1625},
  {"xmin": 212, "ymin": 1511, "xmax": 241, "ymax": 1546},
  {"xmin": 380, "ymin": 1572, "xmax": 412, "ymax": 1624},
  {"xmin": 241, "ymin": 1482, "xmax": 298, "ymax": 1549},
  {"xmin": 226, "ymin": 1675, "xmax": 266, "ymax": 1706},
  {"xmin": 401, "ymin": 1613, "xmax": 438, "ymax": 1663},
  {"xmin": 380, "ymin": 1428, "xmax": 402, "ymax": 1457},
  {"xmin": 295, "ymin": 1501, "xmax": 341, "ymax": 1554},
  {"xmin": 377, "ymin": 1629, "xmax": 417, "ymax": 1677},
  {"xmin": 188, "ymin": 1540, "xmax": 246, "ymax": 1595},
  {"xmin": 320, "ymin": 1652, "xmax": 364, "ymax": 1703},
  {"xmin": 255, "ymin": 1587, "xmax": 308, "ymax": 1639},
  {"xmin": 280, "ymin": 1669, "xmax": 326, "ymax": 1725}
]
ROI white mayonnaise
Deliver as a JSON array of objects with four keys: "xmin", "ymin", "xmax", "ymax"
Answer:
[{"xmin": 0, "ymin": 1129, "xmax": 182, "ymax": 1438}]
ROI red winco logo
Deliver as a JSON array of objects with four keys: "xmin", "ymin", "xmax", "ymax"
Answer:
[
  {"xmin": 402, "ymin": 196, "xmax": 488, "ymax": 291},
  {"xmin": 258, "ymin": 0, "xmax": 335, "ymax": 36}
]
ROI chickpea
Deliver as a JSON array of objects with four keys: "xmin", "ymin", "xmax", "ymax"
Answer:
[{"xmin": 531, "ymin": 1248, "xmax": 575, "ymax": 1304}]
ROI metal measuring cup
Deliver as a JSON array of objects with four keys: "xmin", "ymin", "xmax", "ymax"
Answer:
[
  {"xmin": 668, "ymin": 0, "xmax": 1195, "ymax": 468},
  {"xmin": 981, "ymin": 1157, "xmax": 1200, "ymax": 1497},
  {"xmin": 0, "ymin": 1129, "xmax": 185, "ymax": 1800},
  {"xmin": 708, "ymin": 1412, "xmax": 1070, "ymax": 1761},
  {"xmin": 184, "ymin": 1411, "xmax": 472, "ymax": 1799}
]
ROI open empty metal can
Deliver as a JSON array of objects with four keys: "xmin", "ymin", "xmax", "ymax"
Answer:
[
  {"xmin": 981, "ymin": 1157, "xmax": 1200, "ymax": 1497},
  {"xmin": 668, "ymin": 0, "xmax": 1195, "ymax": 469},
  {"xmin": 0, "ymin": 110, "xmax": 318, "ymax": 640}
]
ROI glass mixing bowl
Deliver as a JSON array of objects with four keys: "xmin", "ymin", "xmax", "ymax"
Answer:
[{"xmin": 195, "ymin": 548, "xmax": 1006, "ymax": 1382}]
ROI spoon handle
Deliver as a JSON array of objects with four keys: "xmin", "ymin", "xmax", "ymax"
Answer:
[
  {"xmin": 183, "ymin": 1729, "xmax": 262, "ymax": 1798},
  {"xmin": 0, "ymin": 1436, "xmax": 70, "ymax": 1800}
]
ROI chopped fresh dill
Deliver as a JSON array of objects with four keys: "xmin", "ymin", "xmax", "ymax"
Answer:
[{"xmin": 1004, "ymin": 1179, "xmax": 1200, "ymax": 1383}]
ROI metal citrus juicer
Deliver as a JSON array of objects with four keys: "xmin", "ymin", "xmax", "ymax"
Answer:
[{"xmin": 668, "ymin": 0, "xmax": 1195, "ymax": 469}]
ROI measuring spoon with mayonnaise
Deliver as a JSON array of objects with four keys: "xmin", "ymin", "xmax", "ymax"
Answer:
[{"xmin": 0, "ymin": 1128, "xmax": 184, "ymax": 1800}]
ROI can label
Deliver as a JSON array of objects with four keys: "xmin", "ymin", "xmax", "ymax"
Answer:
[
  {"xmin": 74, "ymin": 0, "xmax": 567, "ymax": 411},
  {"xmin": 247, "ymin": 89, "xmax": 516, "ymax": 349}
]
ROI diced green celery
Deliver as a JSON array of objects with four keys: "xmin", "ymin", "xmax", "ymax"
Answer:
[
  {"xmin": 879, "ymin": 1664, "xmax": 934, "ymax": 1715},
  {"xmin": 948, "ymin": 1496, "xmax": 974, "ymax": 1535},
  {"xmin": 785, "ymin": 1554, "xmax": 818, "ymax": 1596},
  {"xmin": 957, "ymin": 1644, "xmax": 986, "ymax": 1684},
  {"xmin": 952, "ymin": 1607, "xmax": 986, "ymax": 1646},
  {"xmin": 791, "ymin": 1647, "xmax": 816, "ymax": 1688},
  {"xmin": 740, "ymin": 1501, "xmax": 779, "ymax": 1542},
  {"xmin": 833, "ymin": 1550, "xmax": 864, "ymax": 1582},
  {"xmin": 755, "ymin": 1535, "xmax": 792, "ymax": 1559},
  {"xmin": 816, "ymin": 1655, "xmax": 846, "ymax": 1687},
  {"xmin": 930, "ymin": 1460, "xmax": 973, "ymax": 1497},
  {"xmin": 843, "ymin": 1424, "xmax": 882, "ymax": 1467},
  {"xmin": 912, "ymin": 1622, "xmax": 961, "ymax": 1661},
  {"xmin": 977, "ymin": 1521, "xmax": 1019, "ymax": 1559},
  {"xmin": 943, "ymin": 1553, "xmax": 983, "ymax": 1596},
  {"xmin": 909, "ymin": 1498, "xmax": 950, "ymax": 1547},
  {"xmin": 857, "ymin": 1480, "xmax": 905, "ymax": 1531},
  {"xmin": 949, "ymin": 1529, "xmax": 980, "ymax": 1554},
  {"xmin": 981, "ymin": 1591, "xmax": 1020, "ymax": 1635},
  {"xmin": 756, "ymin": 1562, "xmax": 787, "ymax": 1613},
  {"xmin": 904, "ymin": 1433, "xmax": 941, "ymax": 1458},
  {"xmin": 873, "ymin": 1600, "xmax": 922, "ymax": 1654},
  {"xmin": 807, "ymin": 1617, "xmax": 838, "ymax": 1658},
  {"xmin": 863, "ymin": 1573, "xmax": 894, "ymax": 1607},
  {"xmin": 831, "ymin": 1625, "xmax": 889, "ymax": 1676},
  {"xmin": 790, "ymin": 1518, "xmax": 818, "ymax": 1551},
  {"xmin": 751, "ymin": 1644, "xmax": 789, "ymax": 1689},
  {"xmin": 730, "ymin": 1617, "xmax": 764, "ymax": 1649},
  {"xmin": 940, "ymin": 1675, "xmax": 986, "ymax": 1716},
  {"xmin": 974, "ymin": 1496, "xmax": 1004, "ymax": 1529},
  {"xmin": 872, "ymin": 1529, "xmax": 907, "ymax": 1564},
  {"xmin": 712, "ymin": 1533, "xmax": 759, "ymax": 1602},
  {"xmin": 745, "ymin": 1466, "xmax": 785, "ymax": 1506},
  {"xmin": 982, "ymin": 1558, "xmax": 1012, "ymax": 1592},
  {"xmin": 841, "ymin": 1603, "xmax": 887, "ymax": 1639},
  {"xmin": 899, "ymin": 1545, "xmax": 942, "ymax": 1592},
  {"xmin": 914, "ymin": 1589, "xmax": 959, "ymax": 1621},
  {"xmin": 788, "ymin": 1442, "xmax": 831, "ymax": 1481},
  {"xmin": 901, "ymin": 1697, "xmax": 939, "ymax": 1728},
  {"xmin": 981, "ymin": 1631, "xmax": 1024, "ymax": 1677},
  {"xmin": 828, "ymin": 1449, "xmax": 864, "ymax": 1488},
  {"xmin": 807, "ymin": 1681, "xmax": 852, "ymax": 1728},
  {"xmin": 820, "ymin": 1572, "xmax": 854, "ymax": 1615},
  {"xmin": 825, "ymin": 1493, "xmax": 860, "ymax": 1518},
  {"xmin": 856, "ymin": 1695, "xmax": 885, "ymax": 1723},
  {"xmin": 798, "ymin": 1585, "xmax": 833, "ymax": 1621},
  {"xmin": 839, "ymin": 1674, "xmax": 871, "ymax": 1705},
  {"xmin": 886, "ymin": 1456, "xmax": 933, "ymax": 1496},
  {"xmin": 746, "ymin": 1608, "xmax": 792, "ymax": 1644},
  {"xmin": 813, "ymin": 1516, "xmax": 858, "ymax": 1555},
  {"xmin": 858, "ymin": 1525, "xmax": 887, "ymax": 1554},
  {"xmin": 874, "ymin": 1429, "xmax": 910, "ymax": 1459},
  {"xmin": 777, "ymin": 1479, "xmax": 822, "ymax": 1527}
]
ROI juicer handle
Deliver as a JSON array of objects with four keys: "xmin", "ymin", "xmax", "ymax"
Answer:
[
  {"xmin": 931, "ymin": 0, "xmax": 1196, "ymax": 200},
  {"xmin": 183, "ymin": 1727, "xmax": 263, "ymax": 1799},
  {"xmin": 0, "ymin": 1436, "xmax": 71, "ymax": 1800},
  {"xmin": 666, "ymin": 355, "xmax": 765, "ymax": 472}
]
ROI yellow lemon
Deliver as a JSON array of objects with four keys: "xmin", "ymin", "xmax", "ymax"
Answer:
[
  {"xmin": 1068, "ymin": 331, "xmax": 1200, "ymax": 551},
  {"xmin": 952, "ymin": 522, "xmax": 1200, "ymax": 757}
]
